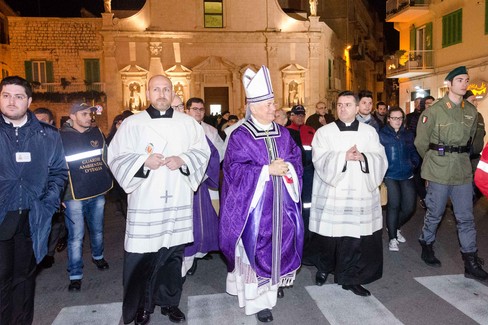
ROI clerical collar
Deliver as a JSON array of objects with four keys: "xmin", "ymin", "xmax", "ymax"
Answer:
[
  {"xmin": 146, "ymin": 105, "xmax": 174, "ymax": 119},
  {"xmin": 250, "ymin": 116, "xmax": 272, "ymax": 131},
  {"xmin": 243, "ymin": 118, "xmax": 281, "ymax": 139},
  {"xmin": 2, "ymin": 113, "xmax": 28, "ymax": 127},
  {"xmin": 335, "ymin": 119, "xmax": 359, "ymax": 131}
]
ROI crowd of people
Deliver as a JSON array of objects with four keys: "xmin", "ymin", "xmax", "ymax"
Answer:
[{"xmin": 0, "ymin": 64, "xmax": 487, "ymax": 325}]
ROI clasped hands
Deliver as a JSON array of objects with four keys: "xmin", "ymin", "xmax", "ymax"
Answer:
[
  {"xmin": 345, "ymin": 145, "xmax": 364, "ymax": 162},
  {"xmin": 269, "ymin": 158, "xmax": 290, "ymax": 176},
  {"xmin": 145, "ymin": 153, "xmax": 185, "ymax": 171}
]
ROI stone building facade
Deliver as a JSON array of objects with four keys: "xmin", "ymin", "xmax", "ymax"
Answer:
[
  {"xmin": 386, "ymin": 0, "xmax": 488, "ymax": 121},
  {"xmin": 4, "ymin": 0, "xmax": 357, "ymax": 131}
]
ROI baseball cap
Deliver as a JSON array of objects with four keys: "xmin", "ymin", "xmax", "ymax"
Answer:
[
  {"xmin": 290, "ymin": 105, "xmax": 306, "ymax": 115},
  {"xmin": 70, "ymin": 102, "xmax": 97, "ymax": 114}
]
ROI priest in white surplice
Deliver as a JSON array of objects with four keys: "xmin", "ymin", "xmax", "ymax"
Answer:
[
  {"xmin": 108, "ymin": 75, "xmax": 210, "ymax": 324},
  {"xmin": 310, "ymin": 90, "xmax": 387, "ymax": 297}
]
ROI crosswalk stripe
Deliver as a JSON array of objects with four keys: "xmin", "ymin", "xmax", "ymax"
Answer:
[
  {"xmin": 306, "ymin": 285, "xmax": 404, "ymax": 325},
  {"xmin": 415, "ymin": 274, "xmax": 488, "ymax": 324},
  {"xmin": 187, "ymin": 293, "xmax": 257, "ymax": 325},
  {"xmin": 51, "ymin": 302, "xmax": 122, "ymax": 325}
]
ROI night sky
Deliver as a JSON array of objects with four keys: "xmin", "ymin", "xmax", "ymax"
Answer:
[{"xmin": 4, "ymin": 0, "xmax": 145, "ymax": 17}]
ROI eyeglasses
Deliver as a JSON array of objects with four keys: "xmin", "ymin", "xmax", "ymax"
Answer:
[
  {"xmin": 389, "ymin": 116, "xmax": 403, "ymax": 121},
  {"xmin": 190, "ymin": 107, "xmax": 205, "ymax": 112},
  {"xmin": 1, "ymin": 93, "xmax": 28, "ymax": 101},
  {"xmin": 174, "ymin": 104, "xmax": 185, "ymax": 110}
]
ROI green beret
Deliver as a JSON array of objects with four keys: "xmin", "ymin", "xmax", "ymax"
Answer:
[{"xmin": 445, "ymin": 66, "xmax": 468, "ymax": 81}]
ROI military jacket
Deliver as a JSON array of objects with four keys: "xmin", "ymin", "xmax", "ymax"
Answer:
[{"xmin": 415, "ymin": 94, "xmax": 477, "ymax": 185}]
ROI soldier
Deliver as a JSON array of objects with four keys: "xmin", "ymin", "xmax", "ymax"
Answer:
[{"xmin": 415, "ymin": 66, "xmax": 488, "ymax": 280}]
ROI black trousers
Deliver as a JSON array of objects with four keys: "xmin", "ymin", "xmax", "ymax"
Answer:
[
  {"xmin": 122, "ymin": 244, "xmax": 184, "ymax": 324},
  {"xmin": 0, "ymin": 211, "xmax": 37, "ymax": 325},
  {"xmin": 312, "ymin": 230, "xmax": 383, "ymax": 285}
]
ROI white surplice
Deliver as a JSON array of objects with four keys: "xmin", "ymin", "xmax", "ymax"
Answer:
[
  {"xmin": 310, "ymin": 122, "xmax": 388, "ymax": 238},
  {"xmin": 108, "ymin": 110, "xmax": 210, "ymax": 253}
]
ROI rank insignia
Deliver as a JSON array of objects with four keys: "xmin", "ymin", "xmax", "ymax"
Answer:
[
  {"xmin": 446, "ymin": 102, "xmax": 452, "ymax": 109},
  {"xmin": 422, "ymin": 116, "xmax": 428, "ymax": 123},
  {"xmin": 145, "ymin": 143, "xmax": 154, "ymax": 154}
]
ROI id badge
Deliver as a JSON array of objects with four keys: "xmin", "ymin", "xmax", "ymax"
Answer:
[{"xmin": 16, "ymin": 152, "xmax": 32, "ymax": 163}]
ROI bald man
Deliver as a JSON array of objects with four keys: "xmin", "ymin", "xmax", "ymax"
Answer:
[{"xmin": 108, "ymin": 75, "xmax": 210, "ymax": 324}]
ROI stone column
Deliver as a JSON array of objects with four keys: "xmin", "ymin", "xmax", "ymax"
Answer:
[
  {"xmin": 102, "ymin": 39, "xmax": 120, "ymax": 127},
  {"xmin": 148, "ymin": 42, "xmax": 164, "ymax": 78},
  {"xmin": 308, "ymin": 36, "xmax": 321, "ymax": 108}
]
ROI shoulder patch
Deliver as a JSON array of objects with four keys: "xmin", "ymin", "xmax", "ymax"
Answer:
[{"xmin": 422, "ymin": 116, "xmax": 428, "ymax": 124}]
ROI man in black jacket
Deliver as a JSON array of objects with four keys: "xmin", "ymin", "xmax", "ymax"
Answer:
[{"xmin": 0, "ymin": 76, "xmax": 67, "ymax": 324}]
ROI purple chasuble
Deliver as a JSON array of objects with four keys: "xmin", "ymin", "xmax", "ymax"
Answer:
[
  {"xmin": 185, "ymin": 137, "xmax": 220, "ymax": 257},
  {"xmin": 219, "ymin": 120, "xmax": 304, "ymax": 283}
]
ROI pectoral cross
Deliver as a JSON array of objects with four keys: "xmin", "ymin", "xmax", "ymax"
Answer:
[{"xmin": 160, "ymin": 190, "xmax": 173, "ymax": 203}]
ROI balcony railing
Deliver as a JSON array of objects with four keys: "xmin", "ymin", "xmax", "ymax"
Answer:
[
  {"xmin": 386, "ymin": 50, "xmax": 434, "ymax": 79},
  {"xmin": 32, "ymin": 82, "xmax": 105, "ymax": 93},
  {"xmin": 386, "ymin": 0, "xmax": 430, "ymax": 22}
]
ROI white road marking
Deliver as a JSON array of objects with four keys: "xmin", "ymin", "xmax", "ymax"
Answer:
[
  {"xmin": 415, "ymin": 274, "xmax": 488, "ymax": 324},
  {"xmin": 187, "ymin": 293, "xmax": 257, "ymax": 325},
  {"xmin": 51, "ymin": 302, "xmax": 122, "ymax": 325},
  {"xmin": 306, "ymin": 285, "xmax": 404, "ymax": 325}
]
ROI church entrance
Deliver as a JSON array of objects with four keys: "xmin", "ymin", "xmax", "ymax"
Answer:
[{"xmin": 204, "ymin": 87, "xmax": 229, "ymax": 116}]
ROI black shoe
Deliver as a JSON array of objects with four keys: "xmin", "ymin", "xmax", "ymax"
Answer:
[
  {"xmin": 419, "ymin": 240, "xmax": 441, "ymax": 267},
  {"xmin": 277, "ymin": 287, "xmax": 284, "ymax": 299},
  {"xmin": 315, "ymin": 271, "xmax": 327, "ymax": 286},
  {"xmin": 40, "ymin": 255, "xmax": 54, "ymax": 269},
  {"xmin": 256, "ymin": 309, "xmax": 273, "ymax": 323},
  {"xmin": 92, "ymin": 258, "xmax": 109, "ymax": 270},
  {"xmin": 462, "ymin": 251, "xmax": 488, "ymax": 280},
  {"xmin": 68, "ymin": 280, "xmax": 81, "ymax": 292},
  {"xmin": 134, "ymin": 309, "xmax": 150, "ymax": 325},
  {"xmin": 187, "ymin": 259, "xmax": 198, "ymax": 276},
  {"xmin": 161, "ymin": 306, "xmax": 186, "ymax": 323},
  {"xmin": 56, "ymin": 238, "xmax": 67, "ymax": 252},
  {"xmin": 342, "ymin": 284, "xmax": 371, "ymax": 297}
]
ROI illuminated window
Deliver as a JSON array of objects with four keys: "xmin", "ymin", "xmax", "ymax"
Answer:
[
  {"xmin": 204, "ymin": 0, "xmax": 223, "ymax": 28},
  {"xmin": 442, "ymin": 9, "xmax": 462, "ymax": 48}
]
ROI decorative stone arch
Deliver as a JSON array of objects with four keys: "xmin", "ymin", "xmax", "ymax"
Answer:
[
  {"xmin": 119, "ymin": 64, "xmax": 148, "ymax": 112},
  {"xmin": 281, "ymin": 63, "xmax": 308, "ymax": 108},
  {"xmin": 165, "ymin": 64, "xmax": 192, "ymax": 104},
  {"xmin": 191, "ymin": 56, "xmax": 240, "ymax": 115}
]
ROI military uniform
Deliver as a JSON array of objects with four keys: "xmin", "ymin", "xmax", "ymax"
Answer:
[
  {"xmin": 415, "ymin": 92, "xmax": 483, "ymax": 262},
  {"xmin": 415, "ymin": 95, "xmax": 477, "ymax": 186}
]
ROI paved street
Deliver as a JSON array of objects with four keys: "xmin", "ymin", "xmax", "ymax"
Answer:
[{"xmin": 33, "ymin": 197, "xmax": 488, "ymax": 325}]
